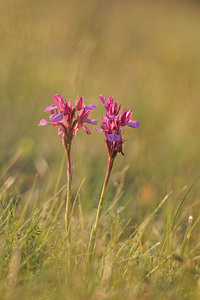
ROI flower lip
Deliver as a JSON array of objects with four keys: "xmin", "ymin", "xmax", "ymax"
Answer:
[
  {"xmin": 85, "ymin": 119, "xmax": 98, "ymax": 125},
  {"xmin": 50, "ymin": 113, "xmax": 64, "ymax": 122},
  {"xmin": 126, "ymin": 120, "xmax": 140, "ymax": 128},
  {"xmin": 39, "ymin": 119, "xmax": 52, "ymax": 126},
  {"xmin": 100, "ymin": 122, "xmax": 107, "ymax": 130},
  {"xmin": 106, "ymin": 113, "xmax": 117, "ymax": 120},
  {"xmin": 85, "ymin": 104, "xmax": 97, "ymax": 110},
  {"xmin": 105, "ymin": 132, "xmax": 122, "ymax": 143}
]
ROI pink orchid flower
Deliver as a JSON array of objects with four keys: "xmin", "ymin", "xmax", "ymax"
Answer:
[
  {"xmin": 39, "ymin": 92, "xmax": 97, "ymax": 138},
  {"xmin": 39, "ymin": 92, "xmax": 97, "ymax": 231},
  {"xmin": 95, "ymin": 94, "xmax": 139, "ymax": 156},
  {"xmin": 88, "ymin": 95, "xmax": 139, "ymax": 263}
]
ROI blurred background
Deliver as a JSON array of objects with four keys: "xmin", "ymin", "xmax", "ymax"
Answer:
[{"xmin": 1, "ymin": 0, "xmax": 200, "ymax": 220}]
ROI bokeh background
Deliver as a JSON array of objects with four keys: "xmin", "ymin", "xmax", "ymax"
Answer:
[{"xmin": 1, "ymin": 0, "xmax": 200, "ymax": 220}]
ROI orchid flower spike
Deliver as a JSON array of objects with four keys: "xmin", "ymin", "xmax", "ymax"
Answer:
[
  {"xmin": 95, "ymin": 94, "xmax": 139, "ymax": 157},
  {"xmin": 39, "ymin": 92, "xmax": 97, "ymax": 232},
  {"xmin": 39, "ymin": 92, "xmax": 98, "ymax": 141}
]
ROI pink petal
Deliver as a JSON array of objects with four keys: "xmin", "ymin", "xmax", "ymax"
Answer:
[
  {"xmin": 85, "ymin": 104, "xmax": 97, "ymax": 110},
  {"xmin": 75, "ymin": 94, "xmax": 85, "ymax": 111},
  {"xmin": 126, "ymin": 120, "xmax": 140, "ymax": 128},
  {"xmin": 85, "ymin": 119, "xmax": 98, "ymax": 125},
  {"xmin": 120, "ymin": 108, "xmax": 127, "ymax": 119},
  {"xmin": 95, "ymin": 127, "xmax": 103, "ymax": 132},
  {"xmin": 68, "ymin": 100, "xmax": 73, "ymax": 111},
  {"xmin": 126, "ymin": 110, "xmax": 133, "ymax": 121},
  {"xmin": 105, "ymin": 133, "xmax": 121, "ymax": 142},
  {"xmin": 107, "ymin": 96, "xmax": 113, "ymax": 105},
  {"xmin": 106, "ymin": 112, "xmax": 117, "ymax": 120},
  {"xmin": 44, "ymin": 104, "xmax": 57, "ymax": 112},
  {"xmin": 99, "ymin": 94, "xmax": 106, "ymax": 105},
  {"xmin": 50, "ymin": 113, "xmax": 64, "ymax": 122},
  {"xmin": 38, "ymin": 119, "xmax": 52, "ymax": 126},
  {"xmin": 58, "ymin": 92, "xmax": 64, "ymax": 102},
  {"xmin": 100, "ymin": 122, "xmax": 107, "ymax": 130},
  {"xmin": 83, "ymin": 125, "xmax": 91, "ymax": 135},
  {"xmin": 53, "ymin": 95, "xmax": 62, "ymax": 107}
]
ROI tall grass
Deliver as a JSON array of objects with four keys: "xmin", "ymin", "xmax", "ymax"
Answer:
[{"xmin": 0, "ymin": 150, "xmax": 200, "ymax": 299}]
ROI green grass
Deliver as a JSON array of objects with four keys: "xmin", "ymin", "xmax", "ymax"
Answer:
[
  {"xmin": 1, "ymin": 0, "xmax": 200, "ymax": 299},
  {"xmin": 0, "ymin": 169, "xmax": 199, "ymax": 299}
]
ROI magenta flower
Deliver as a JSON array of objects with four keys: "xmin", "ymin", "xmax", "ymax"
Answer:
[
  {"xmin": 88, "ymin": 95, "xmax": 139, "ymax": 263},
  {"xmin": 96, "ymin": 94, "xmax": 139, "ymax": 156},
  {"xmin": 39, "ymin": 92, "xmax": 97, "ymax": 231},
  {"xmin": 39, "ymin": 92, "xmax": 97, "ymax": 138}
]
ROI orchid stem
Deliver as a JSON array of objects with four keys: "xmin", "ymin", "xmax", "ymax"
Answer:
[
  {"xmin": 88, "ymin": 154, "xmax": 116, "ymax": 264},
  {"xmin": 65, "ymin": 146, "xmax": 72, "ymax": 234},
  {"xmin": 65, "ymin": 142, "xmax": 72, "ymax": 272}
]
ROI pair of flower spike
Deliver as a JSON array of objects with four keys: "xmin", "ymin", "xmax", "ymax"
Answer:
[
  {"xmin": 39, "ymin": 92, "xmax": 139, "ymax": 263},
  {"xmin": 39, "ymin": 93, "xmax": 139, "ymax": 158}
]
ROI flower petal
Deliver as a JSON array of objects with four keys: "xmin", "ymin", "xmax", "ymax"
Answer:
[
  {"xmin": 100, "ymin": 122, "xmax": 107, "ymax": 130},
  {"xmin": 85, "ymin": 119, "xmax": 98, "ymax": 125},
  {"xmin": 53, "ymin": 94, "xmax": 62, "ymax": 108},
  {"xmin": 106, "ymin": 112, "xmax": 118, "ymax": 120},
  {"xmin": 83, "ymin": 125, "xmax": 91, "ymax": 135},
  {"xmin": 44, "ymin": 104, "xmax": 57, "ymax": 112},
  {"xmin": 105, "ymin": 133, "xmax": 121, "ymax": 142},
  {"xmin": 95, "ymin": 127, "xmax": 103, "ymax": 132},
  {"xmin": 99, "ymin": 94, "xmax": 106, "ymax": 105},
  {"xmin": 75, "ymin": 94, "xmax": 85, "ymax": 111},
  {"xmin": 126, "ymin": 109, "xmax": 133, "ymax": 121},
  {"xmin": 126, "ymin": 120, "xmax": 140, "ymax": 128},
  {"xmin": 107, "ymin": 96, "xmax": 113, "ymax": 105},
  {"xmin": 50, "ymin": 113, "xmax": 64, "ymax": 122},
  {"xmin": 38, "ymin": 119, "xmax": 52, "ymax": 126},
  {"xmin": 85, "ymin": 104, "xmax": 97, "ymax": 110}
]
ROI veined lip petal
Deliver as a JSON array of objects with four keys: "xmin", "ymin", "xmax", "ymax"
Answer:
[
  {"xmin": 106, "ymin": 112, "xmax": 118, "ymax": 120},
  {"xmin": 126, "ymin": 120, "xmax": 140, "ymax": 128},
  {"xmin": 50, "ymin": 113, "xmax": 64, "ymax": 122},
  {"xmin": 44, "ymin": 104, "xmax": 57, "ymax": 112},
  {"xmin": 85, "ymin": 119, "xmax": 98, "ymax": 125},
  {"xmin": 105, "ymin": 133, "xmax": 121, "ymax": 142},
  {"xmin": 100, "ymin": 122, "xmax": 107, "ymax": 130},
  {"xmin": 85, "ymin": 104, "xmax": 97, "ymax": 110},
  {"xmin": 38, "ymin": 119, "xmax": 52, "ymax": 126}
]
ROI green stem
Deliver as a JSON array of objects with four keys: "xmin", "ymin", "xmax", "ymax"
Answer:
[
  {"xmin": 88, "ymin": 153, "xmax": 116, "ymax": 264},
  {"xmin": 62, "ymin": 132, "xmax": 72, "ymax": 235},
  {"xmin": 65, "ymin": 144, "xmax": 72, "ymax": 233},
  {"xmin": 64, "ymin": 139, "xmax": 72, "ymax": 272}
]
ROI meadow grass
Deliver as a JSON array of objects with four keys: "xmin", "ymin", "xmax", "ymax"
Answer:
[
  {"xmin": 0, "ymin": 152, "xmax": 199, "ymax": 299},
  {"xmin": 1, "ymin": 0, "xmax": 200, "ymax": 299}
]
